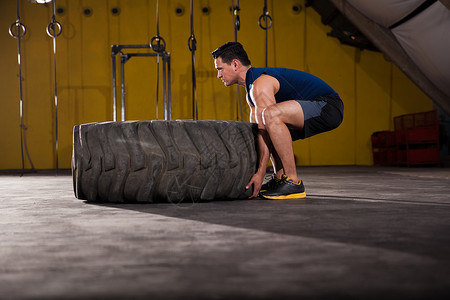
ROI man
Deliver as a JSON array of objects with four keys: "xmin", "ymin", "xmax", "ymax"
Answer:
[{"xmin": 211, "ymin": 42, "xmax": 344, "ymax": 200}]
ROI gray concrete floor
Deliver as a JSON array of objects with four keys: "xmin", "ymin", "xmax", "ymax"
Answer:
[{"xmin": 1, "ymin": 166, "xmax": 450, "ymax": 299}]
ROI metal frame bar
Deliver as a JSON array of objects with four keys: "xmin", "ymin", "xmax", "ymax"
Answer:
[{"xmin": 111, "ymin": 44, "xmax": 171, "ymax": 121}]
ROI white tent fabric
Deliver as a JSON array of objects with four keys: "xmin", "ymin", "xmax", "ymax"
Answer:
[
  {"xmin": 392, "ymin": 2, "xmax": 450, "ymax": 98},
  {"xmin": 343, "ymin": 0, "xmax": 450, "ymax": 102},
  {"xmin": 347, "ymin": 0, "xmax": 426, "ymax": 27}
]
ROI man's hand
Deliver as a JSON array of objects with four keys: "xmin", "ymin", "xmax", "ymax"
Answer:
[{"xmin": 246, "ymin": 172, "xmax": 265, "ymax": 199}]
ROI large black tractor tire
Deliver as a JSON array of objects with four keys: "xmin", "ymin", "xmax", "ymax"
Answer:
[{"xmin": 72, "ymin": 120, "xmax": 258, "ymax": 203}]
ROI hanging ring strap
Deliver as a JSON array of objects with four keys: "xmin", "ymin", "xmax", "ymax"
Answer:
[
  {"xmin": 47, "ymin": 0, "xmax": 61, "ymax": 173},
  {"xmin": 150, "ymin": 0, "xmax": 165, "ymax": 119},
  {"xmin": 150, "ymin": 36, "xmax": 166, "ymax": 53},
  {"xmin": 10, "ymin": 18, "xmax": 27, "ymax": 174},
  {"xmin": 188, "ymin": 0, "xmax": 198, "ymax": 120},
  {"xmin": 46, "ymin": 21, "xmax": 62, "ymax": 38},
  {"xmin": 187, "ymin": 34, "xmax": 197, "ymax": 52},
  {"xmin": 258, "ymin": 13, "xmax": 272, "ymax": 30},
  {"xmin": 187, "ymin": 0, "xmax": 197, "ymax": 52},
  {"xmin": 258, "ymin": 0, "xmax": 272, "ymax": 30},
  {"xmin": 47, "ymin": 0, "xmax": 62, "ymax": 38},
  {"xmin": 155, "ymin": 54, "xmax": 160, "ymax": 120},
  {"xmin": 46, "ymin": 20, "xmax": 62, "ymax": 38},
  {"xmin": 233, "ymin": 4, "xmax": 240, "ymax": 31},
  {"xmin": 9, "ymin": 0, "xmax": 26, "ymax": 39},
  {"xmin": 231, "ymin": 0, "xmax": 243, "ymax": 121},
  {"xmin": 9, "ymin": 21, "xmax": 26, "ymax": 39},
  {"xmin": 10, "ymin": 0, "xmax": 35, "ymax": 175},
  {"xmin": 150, "ymin": 0, "xmax": 166, "ymax": 53},
  {"xmin": 258, "ymin": 0, "xmax": 271, "ymax": 67}
]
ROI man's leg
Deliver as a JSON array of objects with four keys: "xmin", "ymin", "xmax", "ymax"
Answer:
[
  {"xmin": 262, "ymin": 100, "xmax": 304, "ymax": 182},
  {"xmin": 265, "ymin": 137, "xmax": 284, "ymax": 179},
  {"xmin": 270, "ymin": 153, "xmax": 284, "ymax": 179},
  {"xmin": 259, "ymin": 141, "xmax": 283, "ymax": 191}
]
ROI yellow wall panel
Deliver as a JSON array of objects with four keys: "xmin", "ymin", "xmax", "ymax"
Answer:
[
  {"xmin": 390, "ymin": 65, "xmax": 433, "ymax": 123},
  {"xmin": 355, "ymin": 50, "xmax": 392, "ymax": 165},
  {"xmin": 0, "ymin": 0, "xmax": 436, "ymax": 170},
  {"xmin": 19, "ymin": 2, "xmax": 54, "ymax": 169},
  {"xmin": 305, "ymin": 7, "xmax": 356, "ymax": 165},
  {"xmin": 1, "ymin": 0, "xmax": 22, "ymax": 169}
]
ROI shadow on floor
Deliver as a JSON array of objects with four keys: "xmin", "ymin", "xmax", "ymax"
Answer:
[{"xmin": 86, "ymin": 196, "xmax": 450, "ymax": 261}]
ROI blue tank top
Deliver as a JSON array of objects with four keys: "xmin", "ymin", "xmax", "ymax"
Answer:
[{"xmin": 245, "ymin": 67, "xmax": 338, "ymax": 106}]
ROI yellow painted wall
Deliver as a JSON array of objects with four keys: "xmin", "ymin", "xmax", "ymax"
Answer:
[{"xmin": 0, "ymin": 0, "xmax": 433, "ymax": 170}]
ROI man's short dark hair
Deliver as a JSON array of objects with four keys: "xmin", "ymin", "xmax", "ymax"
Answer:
[{"xmin": 211, "ymin": 42, "xmax": 251, "ymax": 66}]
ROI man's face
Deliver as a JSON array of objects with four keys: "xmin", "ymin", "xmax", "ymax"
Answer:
[{"xmin": 214, "ymin": 57, "xmax": 236, "ymax": 86}]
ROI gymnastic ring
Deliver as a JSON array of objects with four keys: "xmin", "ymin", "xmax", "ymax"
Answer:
[
  {"xmin": 150, "ymin": 35, "xmax": 166, "ymax": 53},
  {"xmin": 258, "ymin": 14, "xmax": 272, "ymax": 30},
  {"xmin": 46, "ymin": 21, "xmax": 62, "ymax": 38},
  {"xmin": 187, "ymin": 35, "xmax": 197, "ymax": 52},
  {"xmin": 9, "ymin": 21, "xmax": 26, "ymax": 39}
]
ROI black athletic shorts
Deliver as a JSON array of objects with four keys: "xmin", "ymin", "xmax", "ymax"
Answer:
[{"xmin": 289, "ymin": 95, "xmax": 344, "ymax": 141}]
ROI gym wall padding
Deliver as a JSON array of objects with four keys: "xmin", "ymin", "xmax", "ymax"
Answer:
[{"xmin": 0, "ymin": 0, "xmax": 433, "ymax": 170}]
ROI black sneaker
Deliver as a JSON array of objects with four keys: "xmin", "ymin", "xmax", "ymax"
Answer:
[
  {"xmin": 260, "ymin": 175, "xmax": 306, "ymax": 199},
  {"xmin": 260, "ymin": 174, "xmax": 282, "ymax": 193}
]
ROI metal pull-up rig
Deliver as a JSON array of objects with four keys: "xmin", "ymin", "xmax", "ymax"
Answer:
[
  {"xmin": 111, "ymin": 45, "xmax": 172, "ymax": 122},
  {"xmin": 111, "ymin": 0, "xmax": 171, "ymax": 122}
]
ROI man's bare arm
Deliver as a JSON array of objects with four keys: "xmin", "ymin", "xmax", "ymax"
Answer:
[{"xmin": 246, "ymin": 97, "xmax": 271, "ymax": 198}]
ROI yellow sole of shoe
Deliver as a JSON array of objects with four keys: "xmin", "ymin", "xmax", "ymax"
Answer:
[{"xmin": 261, "ymin": 192, "xmax": 306, "ymax": 200}]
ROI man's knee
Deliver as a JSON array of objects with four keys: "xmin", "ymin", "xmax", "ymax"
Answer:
[{"xmin": 262, "ymin": 105, "xmax": 281, "ymax": 127}]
